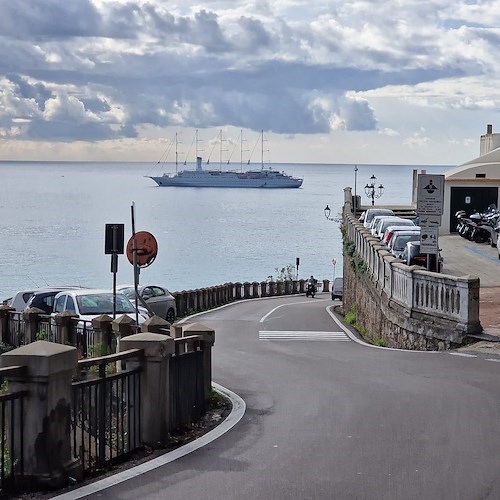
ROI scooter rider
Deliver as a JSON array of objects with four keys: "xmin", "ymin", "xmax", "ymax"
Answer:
[{"xmin": 306, "ymin": 275, "xmax": 317, "ymax": 296}]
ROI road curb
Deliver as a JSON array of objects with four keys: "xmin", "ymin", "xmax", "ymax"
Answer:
[{"xmin": 51, "ymin": 383, "xmax": 246, "ymax": 499}]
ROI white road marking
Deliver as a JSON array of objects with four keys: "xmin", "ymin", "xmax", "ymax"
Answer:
[
  {"xmin": 259, "ymin": 330, "xmax": 350, "ymax": 341},
  {"xmin": 448, "ymin": 352, "xmax": 477, "ymax": 358},
  {"xmin": 259, "ymin": 299, "xmax": 328, "ymax": 323},
  {"xmin": 485, "ymin": 358, "xmax": 500, "ymax": 363}
]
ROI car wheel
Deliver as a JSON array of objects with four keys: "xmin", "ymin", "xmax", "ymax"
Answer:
[{"xmin": 166, "ymin": 308, "xmax": 176, "ymax": 323}]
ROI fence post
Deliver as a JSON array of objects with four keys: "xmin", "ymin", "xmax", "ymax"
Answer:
[
  {"xmin": 119, "ymin": 333, "xmax": 174, "ymax": 446},
  {"xmin": 323, "ymin": 279, "xmax": 330, "ymax": 292},
  {"xmin": 54, "ymin": 311, "xmax": 78, "ymax": 346},
  {"xmin": 91, "ymin": 315, "xmax": 114, "ymax": 355},
  {"xmin": 22, "ymin": 308, "xmax": 45, "ymax": 343},
  {"xmin": 0, "ymin": 305, "xmax": 15, "ymax": 344},
  {"xmin": 182, "ymin": 323, "xmax": 215, "ymax": 399},
  {"xmin": 0, "ymin": 341, "xmax": 81, "ymax": 488}
]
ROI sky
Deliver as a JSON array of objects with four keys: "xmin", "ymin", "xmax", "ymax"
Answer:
[{"xmin": 1, "ymin": 0, "xmax": 500, "ymax": 165}]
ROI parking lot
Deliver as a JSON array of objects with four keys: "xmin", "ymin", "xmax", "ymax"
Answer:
[{"xmin": 438, "ymin": 234, "xmax": 500, "ymax": 337}]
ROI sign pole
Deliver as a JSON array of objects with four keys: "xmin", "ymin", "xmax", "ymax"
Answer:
[{"xmin": 131, "ymin": 202, "xmax": 139, "ymax": 327}]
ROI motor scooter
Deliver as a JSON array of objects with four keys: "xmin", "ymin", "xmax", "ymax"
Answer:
[{"xmin": 306, "ymin": 283, "xmax": 316, "ymax": 298}]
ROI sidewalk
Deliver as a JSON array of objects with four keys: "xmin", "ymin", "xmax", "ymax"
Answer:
[{"xmin": 438, "ymin": 235, "xmax": 500, "ymax": 340}]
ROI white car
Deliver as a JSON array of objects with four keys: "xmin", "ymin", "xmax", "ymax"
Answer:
[
  {"xmin": 52, "ymin": 289, "xmax": 147, "ymax": 324},
  {"xmin": 363, "ymin": 208, "xmax": 394, "ymax": 229}
]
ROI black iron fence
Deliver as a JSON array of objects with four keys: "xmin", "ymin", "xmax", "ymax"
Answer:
[
  {"xmin": 0, "ymin": 366, "xmax": 26, "ymax": 497},
  {"xmin": 72, "ymin": 349, "xmax": 142, "ymax": 475},
  {"xmin": 170, "ymin": 342, "xmax": 205, "ymax": 433}
]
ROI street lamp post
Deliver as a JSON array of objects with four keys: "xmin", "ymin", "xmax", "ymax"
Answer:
[
  {"xmin": 364, "ymin": 174, "xmax": 384, "ymax": 206},
  {"xmin": 354, "ymin": 165, "xmax": 358, "ymax": 213}
]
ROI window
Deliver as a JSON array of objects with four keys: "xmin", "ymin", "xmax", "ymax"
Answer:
[
  {"xmin": 476, "ymin": 173, "xmax": 486, "ymax": 178},
  {"xmin": 54, "ymin": 295, "xmax": 67, "ymax": 313},
  {"xmin": 65, "ymin": 296, "xmax": 77, "ymax": 314}
]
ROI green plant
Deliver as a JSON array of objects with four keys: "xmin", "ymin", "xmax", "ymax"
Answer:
[
  {"xmin": 356, "ymin": 325, "xmax": 367, "ymax": 336},
  {"xmin": 374, "ymin": 338, "xmax": 386, "ymax": 347},
  {"xmin": 272, "ymin": 264, "xmax": 296, "ymax": 281},
  {"xmin": 345, "ymin": 303, "xmax": 357, "ymax": 325},
  {"xmin": 35, "ymin": 329, "xmax": 49, "ymax": 341}
]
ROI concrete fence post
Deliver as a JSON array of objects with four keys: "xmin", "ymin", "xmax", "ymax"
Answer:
[
  {"xmin": 120, "ymin": 333, "xmax": 175, "ymax": 446},
  {"xmin": 0, "ymin": 341, "xmax": 81, "ymax": 488},
  {"xmin": 299, "ymin": 279, "xmax": 306, "ymax": 293},
  {"xmin": 252, "ymin": 282, "xmax": 260, "ymax": 298},
  {"xmin": 243, "ymin": 282, "xmax": 251, "ymax": 299},
  {"xmin": 323, "ymin": 279, "xmax": 330, "ymax": 292},
  {"xmin": 91, "ymin": 315, "xmax": 114, "ymax": 355},
  {"xmin": 22, "ymin": 308, "xmax": 45, "ymax": 343},
  {"xmin": 234, "ymin": 283, "xmax": 242, "ymax": 300},
  {"xmin": 54, "ymin": 311, "xmax": 78, "ymax": 347},
  {"xmin": 284, "ymin": 280, "xmax": 292, "ymax": 295},
  {"xmin": 260, "ymin": 281, "xmax": 268, "ymax": 297},
  {"xmin": 0, "ymin": 305, "xmax": 15, "ymax": 344}
]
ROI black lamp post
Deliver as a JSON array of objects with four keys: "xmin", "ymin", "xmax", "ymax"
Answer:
[
  {"xmin": 324, "ymin": 204, "xmax": 335, "ymax": 220},
  {"xmin": 364, "ymin": 174, "xmax": 384, "ymax": 206}
]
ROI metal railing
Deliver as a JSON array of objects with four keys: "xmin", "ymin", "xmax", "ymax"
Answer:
[
  {"xmin": 72, "ymin": 349, "xmax": 142, "ymax": 475},
  {"xmin": 0, "ymin": 366, "xmax": 26, "ymax": 496}
]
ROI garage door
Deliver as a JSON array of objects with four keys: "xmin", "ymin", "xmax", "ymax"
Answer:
[{"xmin": 450, "ymin": 186, "xmax": 498, "ymax": 232}]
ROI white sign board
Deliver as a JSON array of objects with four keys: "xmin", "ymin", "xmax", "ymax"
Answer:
[
  {"xmin": 420, "ymin": 227, "xmax": 439, "ymax": 254},
  {"xmin": 417, "ymin": 174, "xmax": 445, "ymax": 215}
]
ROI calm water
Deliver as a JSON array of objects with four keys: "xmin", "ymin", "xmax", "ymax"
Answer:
[{"xmin": 0, "ymin": 161, "xmax": 449, "ymax": 300}]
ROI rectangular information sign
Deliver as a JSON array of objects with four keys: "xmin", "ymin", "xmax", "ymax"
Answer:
[
  {"xmin": 417, "ymin": 174, "xmax": 445, "ymax": 215},
  {"xmin": 420, "ymin": 227, "xmax": 439, "ymax": 254}
]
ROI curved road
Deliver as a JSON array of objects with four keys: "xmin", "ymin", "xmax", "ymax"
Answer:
[{"xmin": 69, "ymin": 295, "xmax": 500, "ymax": 499}]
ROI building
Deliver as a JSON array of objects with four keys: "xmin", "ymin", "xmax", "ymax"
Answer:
[{"xmin": 442, "ymin": 124, "xmax": 500, "ymax": 234}]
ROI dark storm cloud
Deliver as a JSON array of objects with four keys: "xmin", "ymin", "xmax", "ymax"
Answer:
[
  {"xmin": 0, "ymin": 0, "xmax": 495, "ymax": 145},
  {"xmin": 0, "ymin": 0, "xmax": 103, "ymax": 38}
]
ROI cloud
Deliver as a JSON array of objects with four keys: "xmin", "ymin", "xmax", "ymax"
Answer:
[{"xmin": 0, "ymin": 0, "xmax": 500, "ymax": 161}]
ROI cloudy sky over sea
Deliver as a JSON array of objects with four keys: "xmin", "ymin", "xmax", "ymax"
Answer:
[{"xmin": 1, "ymin": 0, "xmax": 499, "ymax": 165}]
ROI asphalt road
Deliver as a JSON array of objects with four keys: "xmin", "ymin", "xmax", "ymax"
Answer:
[{"xmin": 76, "ymin": 295, "xmax": 500, "ymax": 500}]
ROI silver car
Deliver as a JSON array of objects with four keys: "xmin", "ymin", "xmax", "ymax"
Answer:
[{"xmin": 117, "ymin": 285, "xmax": 177, "ymax": 323}]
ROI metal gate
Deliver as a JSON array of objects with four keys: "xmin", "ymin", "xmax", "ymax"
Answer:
[{"xmin": 449, "ymin": 186, "xmax": 498, "ymax": 232}]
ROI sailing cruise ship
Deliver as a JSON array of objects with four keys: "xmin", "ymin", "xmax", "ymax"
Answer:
[{"xmin": 148, "ymin": 131, "xmax": 303, "ymax": 189}]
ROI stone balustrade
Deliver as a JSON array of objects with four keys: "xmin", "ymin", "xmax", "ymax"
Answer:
[{"xmin": 342, "ymin": 187, "xmax": 481, "ymax": 349}]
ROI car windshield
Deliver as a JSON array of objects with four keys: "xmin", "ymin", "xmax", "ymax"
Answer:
[
  {"xmin": 77, "ymin": 293, "xmax": 135, "ymax": 315},
  {"xmin": 393, "ymin": 235, "xmax": 419, "ymax": 251}
]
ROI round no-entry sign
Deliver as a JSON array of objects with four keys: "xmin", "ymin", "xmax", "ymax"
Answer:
[{"xmin": 126, "ymin": 231, "xmax": 158, "ymax": 268}]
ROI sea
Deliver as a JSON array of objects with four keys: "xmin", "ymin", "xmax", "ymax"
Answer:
[{"xmin": 0, "ymin": 161, "xmax": 450, "ymax": 301}]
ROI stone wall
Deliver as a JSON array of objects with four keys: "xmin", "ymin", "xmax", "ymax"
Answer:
[{"xmin": 342, "ymin": 188, "xmax": 481, "ymax": 350}]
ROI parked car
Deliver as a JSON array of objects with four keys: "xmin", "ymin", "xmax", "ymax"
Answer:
[
  {"xmin": 6, "ymin": 286, "xmax": 85, "ymax": 312},
  {"xmin": 363, "ymin": 208, "xmax": 394, "ymax": 229},
  {"xmin": 382, "ymin": 225, "xmax": 420, "ymax": 246},
  {"xmin": 389, "ymin": 232, "xmax": 422, "ymax": 259},
  {"xmin": 52, "ymin": 289, "xmax": 148, "ymax": 324},
  {"xmin": 376, "ymin": 217, "xmax": 415, "ymax": 240},
  {"xmin": 117, "ymin": 285, "xmax": 177, "ymax": 323},
  {"xmin": 370, "ymin": 215, "xmax": 400, "ymax": 237},
  {"xmin": 401, "ymin": 242, "xmax": 443, "ymax": 272},
  {"xmin": 331, "ymin": 277, "xmax": 343, "ymax": 300}
]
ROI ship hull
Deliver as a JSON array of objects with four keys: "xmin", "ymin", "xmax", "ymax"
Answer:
[{"xmin": 148, "ymin": 171, "xmax": 303, "ymax": 188}]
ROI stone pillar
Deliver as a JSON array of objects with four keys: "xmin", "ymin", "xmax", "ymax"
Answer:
[
  {"xmin": 243, "ymin": 282, "xmax": 251, "ymax": 299},
  {"xmin": 234, "ymin": 283, "xmax": 242, "ymax": 300},
  {"xmin": 276, "ymin": 281, "xmax": 284, "ymax": 296},
  {"xmin": 323, "ymin": 279, "xmax": 330, "ymax": 292},
  {"xmin": 181, "ymin": 323, "xmax": 215, "ymax": 399},
  {"xmin": 170, "ymin": 322, "xmax": 185, "ymax": 339},
  {"xmin": 91, "ymin": 315, "xmax": 114, "ymax": 355},
  {"xmin": 142, "ymin": 315, "xmax": 171, "ymax": 334},
  {"xmin": 299, "ymin": 279, "xmax": 306, "ymax": 293},
  {"xmin": 54, "ymin": 311, "xmax": 78, "ymax": 347},
  {"xmin": 120, "ymin": 333, "xmax": 174, "ymax": 445},
  {"xmin": 284, "ymin": 280, "xmax": 292, "ymax": 295},
  {"xmin": 292, "ymin": 280, "xmax": 299, "ymax": 294},
  {"xmin": 268, "ymin": 281, "xmax": 276, "ymax": 296},
  {"xmin": 22, "ymin": 308, "xmax": 45, "ymax": 343},
  {"xmin": 252, "ymin": 282, "xmax": 260, "ymax": 298},
  {"xmin": 260, "ymin": 281, "xmax": 268, "ymax": 297},
  {"xmin": 0, "ymin": 305, "xmax": 15, "ymax": 345},
  {"xmin": 0, "ymin": 341, "xmax": 81, "ymax": 488}
]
